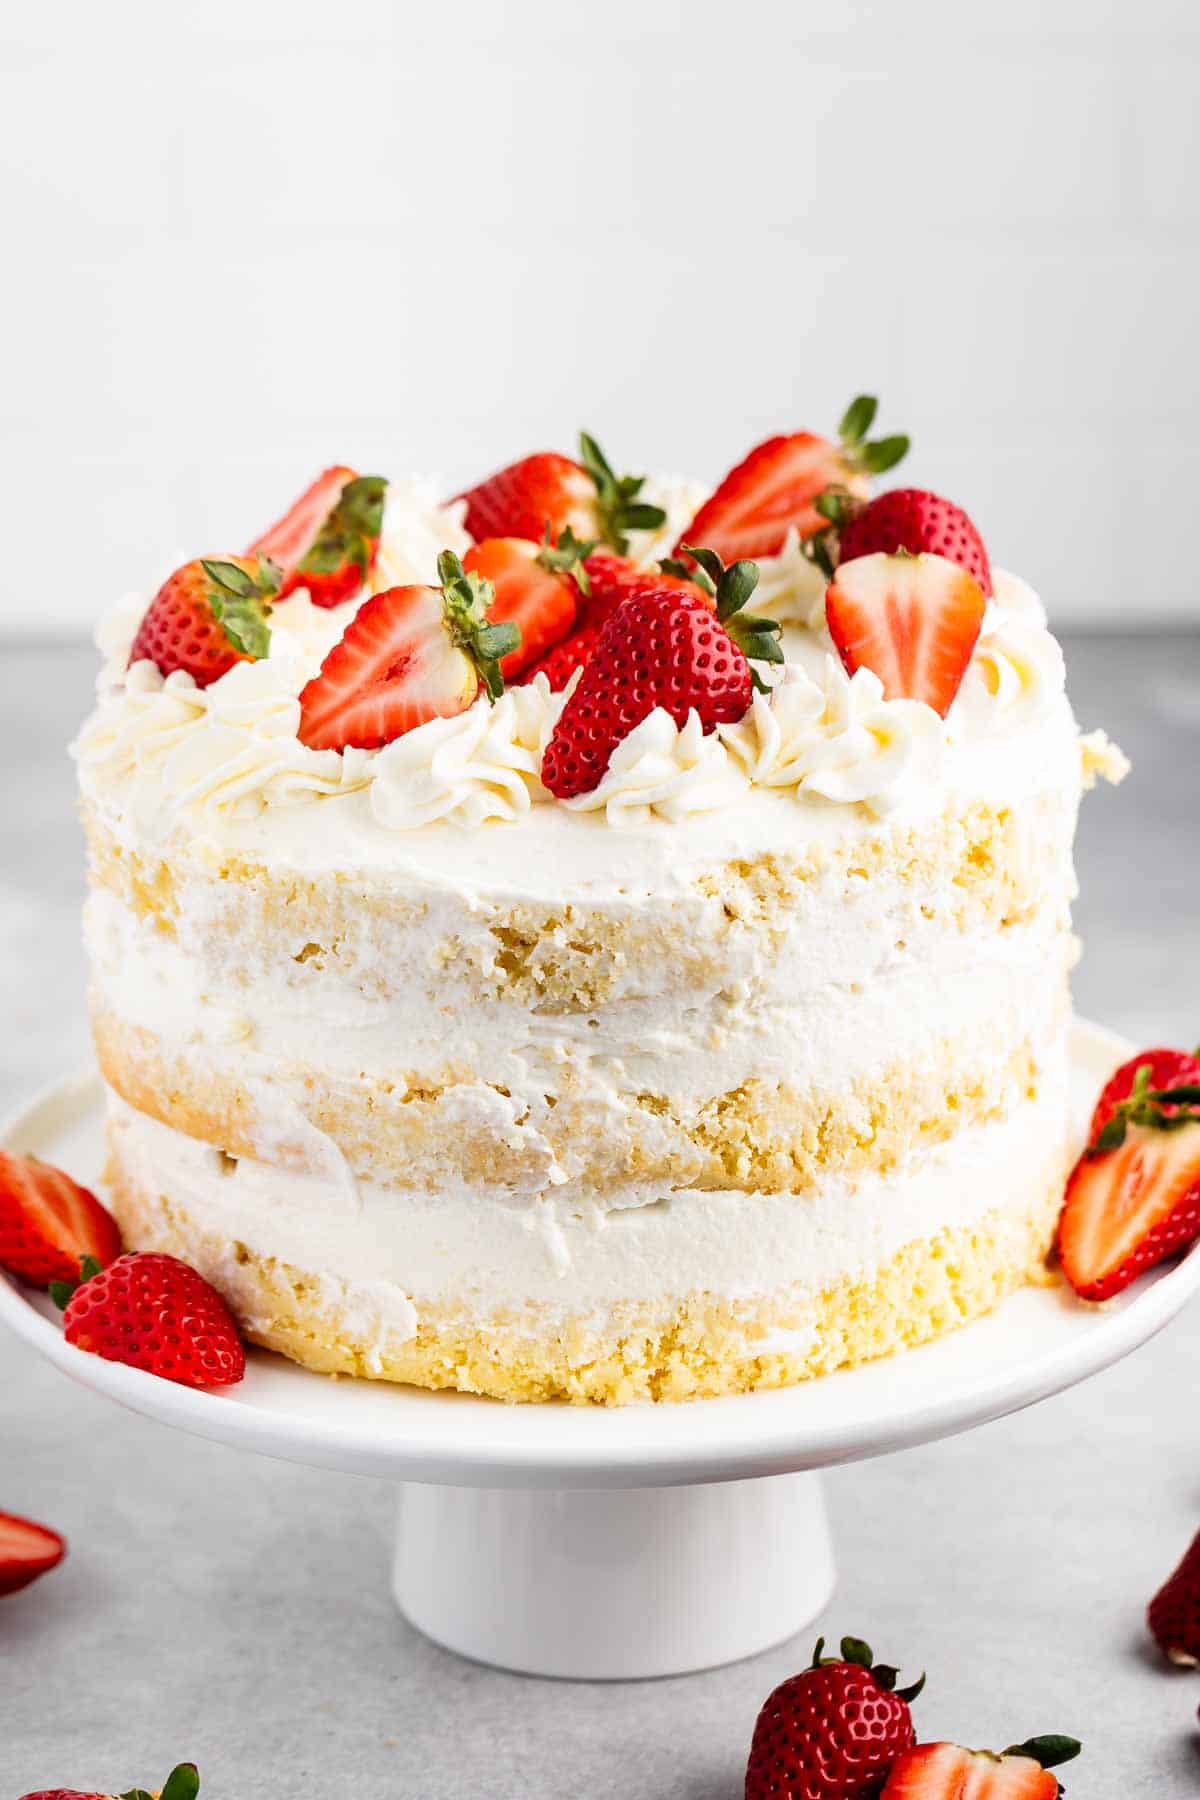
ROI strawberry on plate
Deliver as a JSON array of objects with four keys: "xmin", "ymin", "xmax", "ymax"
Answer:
[
  {"xmin": 881, "ymin": 1735, "xmax": 1080, "ymax": 1797},
  {"xmin": 127, "ymin": 557, "xmax": 280, "ymax": 688},
  {"xmin": 825, "ymin": 551, "xmax": 986, "ymax": 718},
  {"xmin": 745, "ymin": 1633, "xmax": 924, "ymax": 1800},
  {"xmin": 463, "ymin": 527, "xmax": 593, "ymax": 680},
  {"xmin": 676, "ymin": 393, "xmax": 908, "ymax": 564},
  {"xmin": 0, "ymin": 1509, "xmax": 66, "ymax": 1598},
  {"xmin": 249, "ymin": 465, "xmax": 387, "ymax": 608},
  {"xmin": 454, "ymin": 431, "xmax": 666, "ymax": 554},
  {"xmin": 54, "ymin": 1253, "xmax": 245, "ymax": 1389},
  {"xmin": 1057, "ymin": 1055, "xmax": 1200, "ymax": 1301},
  {"xmin": 834, "ymin": 488, "xmax": 993, "ymax": 597},
  {"xmin": 1149, "ymin": 1526, "xmax": 1200, "ymax": 1666},
  {"xmin": 20, "ymin": 1763, "xmax": 200, "ymax": 1800},
  {"xmin": 0, "ymin": 1151, "xmax": 121, "ymax": 1288},
  {"xmin": 541, "ymin": 548, "xmax": 781, "ymax": 798},
  {"xmin": 1089, "ymin": 1046, "xmax": 1200, "ymax": 1140},
  {"xmin": 298, "ymin": 551, "xmax": 518, "ymax": 751}
]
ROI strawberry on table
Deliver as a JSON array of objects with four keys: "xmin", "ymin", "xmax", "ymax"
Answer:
[
  {"xmin": 540, "ymin": 546, "xmax": 781, "ymax": 798},
  {"xmin": 54, "ymin": 1252, "xmax": 245, "ymax": 1389},
  {"xmin": 454, "ymin": 432, "xmax": 666, "ymax": 554},
  {"xmin": 1149, "ymin": 1526, "xmax": 1200, "ymax": 1665},
  {"xmin": 249, "ymin": 465, "xmax": 387, "ymax": 608},
  {"xmin": 676, "ymin": 393, "xmax": 908, "ymax": 565},
  {"xmin": 1057, "ymin": 1055, "xmax": 1200, "ymax": 1301},
  {"xmin": 298, "ymin": 551, "xmax": 518, "ymax": 751},
  {"xmin": 881, "ymin": 1735, "xmax": 1080, "ymax": 1797},
  {"xmin": 833, "ymin": 488, "xmax": 993, "ymax": 597},
  {"xmin": 126, "ymin": 556, "xmax": 280, "ymax": 688},
  {"xmin": 0, "ymin": 1151, "xmax": 121, "ymax": 1288},
  {"xmin": 0, "ymin": 1509, "xmax": 66, "ymax": 1598},
  {"xmin": 20, "ymin": 1763, "xmax": 200, "ymax": 1800},
  {"xmin": 463, "ymin": 527, "xmax": 593, "ymax": 680},
  {"xmin": 825, "ymin": 551, "xmax": 986, "ymax": 718},
  {"xmin": 745, "ymin": 1634, "xmax": 925, "ymax": 1800}
]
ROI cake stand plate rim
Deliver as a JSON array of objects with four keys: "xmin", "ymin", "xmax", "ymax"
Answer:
[{"xmin": 2, "ymin": 1017, "xmax": 1197, "ymax": 1490}]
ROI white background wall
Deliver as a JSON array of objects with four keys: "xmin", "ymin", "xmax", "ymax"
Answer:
[{"xmin": 1, "ymin": 0, "xmax": 1197, "ymax": 633}]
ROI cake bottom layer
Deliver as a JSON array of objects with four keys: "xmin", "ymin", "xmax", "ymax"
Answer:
[{"xmin": 103, "ymin": 1093, "xmax": 1070, "ymax": 1405}]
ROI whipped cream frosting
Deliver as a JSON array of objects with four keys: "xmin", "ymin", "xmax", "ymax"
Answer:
[{"xmin": 75, "ymin": 469, "xmax": 1101, "ymax": 847}]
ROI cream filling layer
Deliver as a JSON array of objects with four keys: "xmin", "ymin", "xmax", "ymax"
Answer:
[{"xmin": 105, "ymin": 1053, "xmax": 1070, "ymax": 1332}]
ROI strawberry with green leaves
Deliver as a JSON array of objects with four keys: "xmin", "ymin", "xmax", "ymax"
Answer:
[
  {"xmin": 827, "ymin": 487, "xmax": 993, "ymax": 596},
  {"xmin": 298, "ymin": 551, "xmax": 519, "ymax": 750},
  {"xmin": 20, "ymin": 1763, "xmax": 200, "ymax": 1800},
  {"xmin": 454, "ymin": 432, "xmax": 666, "ymax": 554},
  {"xmin": 250, "ymin": 466, "xmax": 387, "ymax": 608},
  {"xmin": 0, "ymin": 1509, "xmax": 66, "ymax": 1598},
  {"xmin": 521, "ymin": 548, "xmax": 710, "ymax": 691},
  {"xmin": 1057, "ymin": 1048, "xmax": 1200, "ymax": 1301},
  {"xmin": 464, "ymin": 526, "xmax": 593, "ymax": 680},
  {"xmin": 881, "ymin": 1735, "xmax": 1080, "ymax": 1798},
  {"xmin": 540, "ymin": 545, "xmax": 780, "ymax": 798},
  {"xmin": 54, "ymin": 1253, "xmax": 245, "ymax": 1389},
  {"xmin": 676, "ymin": 394, "xmax": 908, "ymax": 565},
  {"xmin": 0, "ymin": 1151, "xmax": 121, "ymax": 1288},
  {"xmin": 127, "ymin": 556, "xmax": 280, "ymax": 688}
]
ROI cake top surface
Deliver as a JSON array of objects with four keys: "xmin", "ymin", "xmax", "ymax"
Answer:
[{"xmin": 75, "ymin": 413, "xmax": 1127, "ymax": 893}]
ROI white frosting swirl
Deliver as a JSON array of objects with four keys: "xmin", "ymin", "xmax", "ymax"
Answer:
[
  {"xmin": 370, "ymin": 677, "xmax": 567, "ymax": 830},
  {"xmin": 720, "ymin": 660, "xmax": 946, "ymax": 816},
  {"xmin": 950, "ymin": 609, "xmax": 1066, "ymax": 738},
  {"xmin": 563, "ymin": 708, "xmax": 746, "ymax": 827}
]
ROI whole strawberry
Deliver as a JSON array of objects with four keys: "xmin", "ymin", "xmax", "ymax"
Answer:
[
  {"xmin": 541, "ymin": 545, "xmax": 780, "ymax": 798},
  {"xmin": 835, "ymin": 488, "xmax": 993, "ymax": 596},
  {"xmin": 127, "ymin": 556, "xmax": 280, "ymax": 688},
  {"xmin": 1148, "ymin": 1527, "xmax": 1200, "ymax": 1665},
  {"xmin": 454, "ymin": 431, "xmax": 665, "ymax": 553},
  {"xmin": 21, "ymin": 1762, "xmax": 199, "ymax": 1800},
  {"xmin": 55, "ymin": 1253, "xmax": 245, "ymax": 1389},
  {"xmin": 745, "ymin": 1635, "xmax": 924, "ymax": 1800}
]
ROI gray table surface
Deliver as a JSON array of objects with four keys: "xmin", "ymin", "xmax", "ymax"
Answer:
[{"xmin": 2, "ymin": 636, "xmax": 1199, "ymax": 1799}]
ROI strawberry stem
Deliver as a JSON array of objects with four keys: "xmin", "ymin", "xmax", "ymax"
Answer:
[
  {"xmin": 437, "ymin": 550, "xmax": 520, "ymax": 702},
  {"xmin": 1088, "ymin": 1064, "xmax": 1200, "ymax": 1154},
  {"xmin": 537, "ymin": 523, "xmax": 596, "ymax": 595},
  {"xmin": 678, "ymin": 542, "xmax": 783, "ymax": 691},
  {"xmin": 200, "ymin": 558, "xmax": 279, "ymax": 661},
  {"xmin": 836, "ymin": 392, "xmax": 910, "ymax": 476},
  {"xmin": 1002, "ymin": 1736, "xmax": 1081, "ymax": 1771},
  {"xmin": 578, "ymin": 431, "xmax": 666, "ymax": 554},
  {"xmin": 49, "ymin": 1253, "xmax": 102, "ymax": 1312},
  {"xmin": 298, "ymin": 474, "xmax": 387, "ymax": 582}
]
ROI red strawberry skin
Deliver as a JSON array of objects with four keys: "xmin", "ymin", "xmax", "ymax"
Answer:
[
  {"xmin": 522, "ymin": 619, "xmax": 606, "ymax": 691},
  {"xmin": 62, "ymin": 1253, "xmax": 245, "ymax": 1388},
  {"xmin": 838, "ymin": 489, "xmax": 993, "ymax": 597},
  {"xmin": 463, "ymin": 538, "xmax": 578, "ymax": 679},
  {"xmin": 1090, "ymin": 1047, "xmax": 1200, "ymax": 1139},
  {"xmin": 882, "ymin": 1742, "xmax": 1057, "ymax": 1796},
  {"xmin": 127, "ymin": 556, "xmax": 278, "ymax": 688},
  {"xmin": 679, "ymin": 433, "xmax": 851, "ymax": 563},
  {"xmin": 1057, "ymin": 1121, "xmax": 1200, "ymax": 1301},
  {"xmin": 456, "ymin": 452, "xmax": 596, "ymax": 545},
  {"xmin": 541, "ymin": 587, "xmax": 751, "ymax": 799},
  {"xmin": 250, "ymin": 465, "xmax": 386, "ymax": 608},
  {"xmin": 0, "ymin": 1152, "xmax": 122, "ymax": 1288},
  {"xmin": 18, "ymin": 1792, "xmax": 107, "ymax": 1799},
  {"xmin": 1148, "ymin": 1527, "xmax": 1200, "ymax": 1665},
  {"xmin": 746, "ymin": 1661, "xmax": 916, "ymax": 1800},
  {"xmin": 0, "ymin": 1509, "xmax": 67, "ymax": 1598}
]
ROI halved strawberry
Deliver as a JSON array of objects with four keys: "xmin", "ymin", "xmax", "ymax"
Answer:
[
  {"xmin": 836, "ymin": 487, "xmax": 993, "ymax": 597},
  {"xmin": 541, "ymin": 551, "xmax": 780, "ymax": 798},
  {"xmin": 454, "ymin": 432, "xmax": 665, "ymax": 554},
  {"xmin": 20, "ymin": 1763, "xmax": 200, "ymax": 1800},
  {"xmin": 1057, "ymin": 1061, "xmax": 1200, "ymax": 1301},
  {"xmin": 0, "ymin": 1509, "xmax": 66, "ymax": 1598},
  {"xmin": 1090, "ymin": 1047, "xmax": 1200, "ymax": 1140},
  {"xmin": 297, "ymin": 552, "xmax": 518, "ymax": 751},
  {"xmin": 824, "ymin": 551, "xmax": 986, "ymax": 718},
  {"xmin": 0, "ymin": 1151, "xmax": 121, "ymax": 1288},
  {"xmin": 127, "ymin": 556, "xmax": 280, "ymax": 688},
  {"xmin": 463, "ymin": 530, "xmax": 590, "ymax": 680},
  {"xmin": 882, "ymin": 1737, "xmax": 1080, "ymax": 1797},
  {"xmin": 249, "ymin": 466, "xmax": 387, "ymax": 608},
  {"xmin": 675, "ymin": 394, "xmax": 908, "ymax": 563}
]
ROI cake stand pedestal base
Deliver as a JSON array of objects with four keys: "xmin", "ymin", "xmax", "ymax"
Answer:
[{"xmin": 392, "ymin": 1471, "xmax": 835, "ymax": 1678}]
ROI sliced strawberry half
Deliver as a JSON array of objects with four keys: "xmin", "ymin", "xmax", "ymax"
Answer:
[
  {"xmin": 837, "ymin": 486, "xmax": 993, "ymax": 597},
  {"xmin": 454, "ymin": 432, "xmax": 665, "ymax": 554},
  {"xmin": 297, "ymin": 552, "xmax": 518, "ymax": 751},
  {"xmin": 0, "ymin": 1509, "xmax": 66, "ymax": 1598},
  {"xmin": 249, "ymin": 465, "xmax": 387, "ymax": 608},
  {"xmin": 0, "ymin": 1151, "xmax": 121, "ymax": 1288},
  {"xmin": 882, "ymin": 1737, "xmax": 1080, "ymax": 1797},
  {"xmin": 824, "ymin": 551, "xmax": 986, "ymax": 717},
  {"xmin": 463, "ymin": 530, "xmax": 588, "ymax": 680},
  {"xmin": 675, "ymin": 393, "xmax": 909, "ymax": 563}
]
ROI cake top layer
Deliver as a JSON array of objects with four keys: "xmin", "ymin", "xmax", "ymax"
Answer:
[{"xmin": 74, "ymin": 415, "xmax": 1127, "ymax": 892}]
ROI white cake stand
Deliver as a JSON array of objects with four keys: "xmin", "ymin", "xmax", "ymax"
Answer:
[{"xmin": 3, "ymin": 1021, "xmax": 1198, "ymax": 1679}]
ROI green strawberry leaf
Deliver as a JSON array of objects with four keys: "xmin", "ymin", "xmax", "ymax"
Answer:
[
  {"xmin": 578, "ymin": 430, "xmax": 665, "ymax": 553},
  {"xmin": 858, "ymin": 434, "xmax": 911, "ymax": 475},
  {"xmin": 438, "ymin": 549, "xmax": 518, "ymax": 702},
  {"xmin": 1003, "ymin": 1736, "xmax": 1081, "ymax": 1771},
  {"xmin": 537, "ymin": 523, "xmax": 596, "ymax": 595},
  {"xmin": 838, "ymin": 394, "xmax": 878, "ymax": 445}
]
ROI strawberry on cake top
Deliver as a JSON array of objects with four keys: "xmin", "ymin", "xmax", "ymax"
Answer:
[{"xmin": 73, "ymin": 399, "xmax": 1129, "ymax": 1404}]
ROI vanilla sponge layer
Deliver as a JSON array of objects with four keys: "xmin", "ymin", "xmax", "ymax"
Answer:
[{"xmin": 104, "ymin": 1071, "xmax": 1070, "ymax": 1405}]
